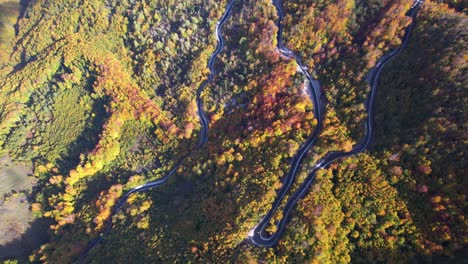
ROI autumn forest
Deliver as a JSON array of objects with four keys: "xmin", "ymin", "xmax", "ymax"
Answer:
[{"xmin": 0, "ymin": 0, "xmax": 466, "ymax": 263}]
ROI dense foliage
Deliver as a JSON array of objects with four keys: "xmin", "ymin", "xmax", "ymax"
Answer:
[{"xmin": 0, "ymin": 0, "xmax": 465, "ymax": 263}]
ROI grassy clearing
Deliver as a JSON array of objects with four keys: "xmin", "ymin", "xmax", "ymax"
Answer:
[
  {"xmin": 0, "ymin": 156, "xmax": 31, "ymax": 199},
  {"xmin": 0, "ymin": 156, "xmax": 47, "ymax": 261},
  {"xmin": 0, "ymin": 0, "xmax": 19, "ymax": 45}
]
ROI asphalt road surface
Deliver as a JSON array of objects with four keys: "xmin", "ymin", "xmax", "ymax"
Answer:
[
  {"xmin": 248, "ymin": 0, "xmax": 423, "ymax": 247},
  {"xmin": 78, "ymin": 0, "xmax": 236, "ymax": 258}
]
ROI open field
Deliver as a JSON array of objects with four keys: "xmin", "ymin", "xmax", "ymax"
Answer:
[
  {"xmin": 0, "ymin": 157, "xmax": 48, "ymax": 261},
  {"xmin": 0, "ymin": 0, "xmax": 20, "ymax": 44},
  {"xmin": 0, "ymin": 156, "xmax": 31, "ymax": 199}
]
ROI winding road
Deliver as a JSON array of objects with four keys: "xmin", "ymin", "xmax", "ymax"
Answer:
[
  {"xmin": 79, "ymin": 0, "xmax": 235, "ymax": 257},
  {"xmin": 247, "ymin": 0, "xmax": 325, "ymax": 247},
  {"xmin": 196, "ymin": 0, "xmax": 236, "ymax": 149},
  {"xmin": 249, "ymin": 0, "xmax": 423, "ymax": 247},
  {"xmin": 78, "ymin": 0, "xmax": 424, "ymax": 256}
]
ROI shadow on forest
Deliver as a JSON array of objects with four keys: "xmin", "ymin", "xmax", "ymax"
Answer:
[
  {"xmin": 368, "ymin": 11, "xmax": 465, "ymax": 262},
  {"xmin": 54, "ymin": 94, "xmax": 109, "ymax": 176}
]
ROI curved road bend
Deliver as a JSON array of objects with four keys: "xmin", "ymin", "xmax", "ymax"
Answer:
[
  {"xmin": 248, "ymin": 0, "xmax": 325, "ymax": 247},
  {"xmin": 249, "ymin": 0, "xmax": 423, "ymax": 247},
  {"xmin": 196, "ymin": 0, "xmax": 236, "ymax": 149},
  {"xmin": 79, "ymin": 0, "xmax": 236, "ymax": 258}
]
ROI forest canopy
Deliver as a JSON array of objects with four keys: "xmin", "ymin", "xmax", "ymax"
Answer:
[{"xmin": 0, "ymin": 0, "xmax": 466, "ymax": 263}]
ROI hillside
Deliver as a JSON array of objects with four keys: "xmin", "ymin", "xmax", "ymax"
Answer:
[{"xmin": 0, "ymin": 0, "xmax": 466, "ymax": 263}]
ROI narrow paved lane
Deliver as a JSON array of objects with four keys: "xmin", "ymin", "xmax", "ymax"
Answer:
[
  {"xmin": 79, "ymin": 0, "xmax": 236, "ymax": 258},
  {"xmin": 248, "ymin": 0, "xmax": 324, "ymax": 247},
  {"xmin": 249, "ymin": 0, "xmax": 423, "ymax": 247},
  {"xmin": 78, "ymin": 0, "xmax": 424, "ymax": 255},
  {"xmin": 196, "ymin": 0, "xmax": 236, "ymax": 149}
]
